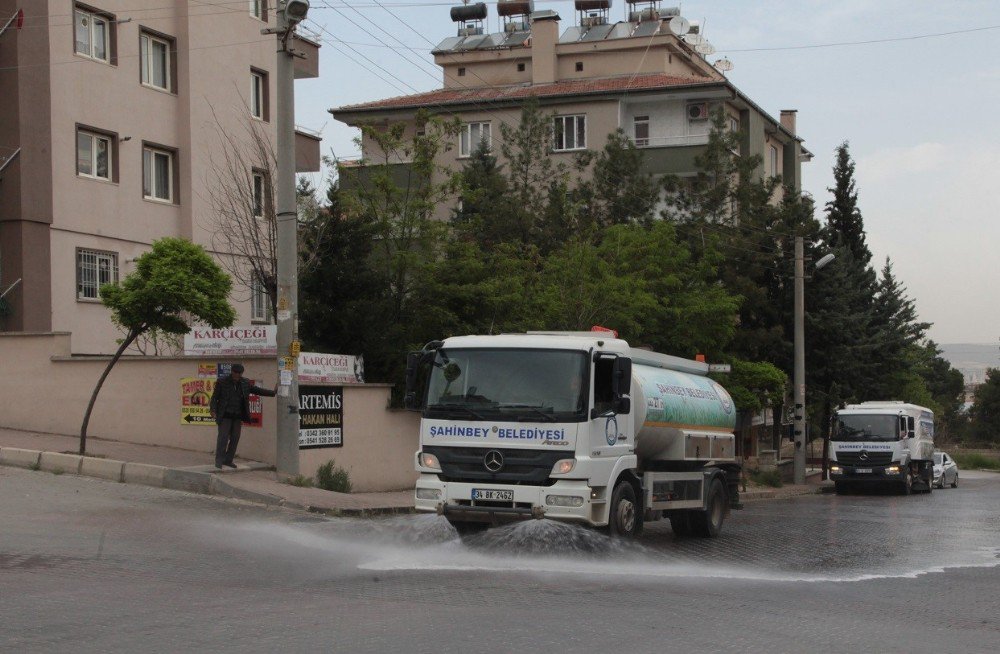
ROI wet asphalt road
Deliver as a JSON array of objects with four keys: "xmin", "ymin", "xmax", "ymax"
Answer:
[{"xmin": 2, "ymin": 466, "xmax": 999, "ymax": 653}]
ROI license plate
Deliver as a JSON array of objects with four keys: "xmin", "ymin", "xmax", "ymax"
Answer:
[
  {"xmin": 855, "ymin": 468, "xmax": 873, "ymax": 474},
  {"xmin": 472, "ymin": 489, "xmax": 513, "ymax": 501}
]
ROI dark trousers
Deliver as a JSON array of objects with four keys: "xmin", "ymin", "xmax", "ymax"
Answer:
[{"xmin": 215, "ymin": 417, "xmax": 243, "ymax": 465}]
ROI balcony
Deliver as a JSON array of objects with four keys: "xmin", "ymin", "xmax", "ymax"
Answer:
[{"xmin": 628, "ymin": 133, "xmax": 711, "ymax": 177}]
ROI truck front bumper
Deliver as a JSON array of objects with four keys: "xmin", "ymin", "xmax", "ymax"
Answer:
[
  {"xmin": 414, "ymin": 474, "xmax": 597, "ymax": 525},
  {"xmin": 829, "ymin": 463, "xmax": 903, "ymax": 482}
]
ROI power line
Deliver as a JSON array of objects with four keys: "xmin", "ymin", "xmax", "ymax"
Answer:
[{"xmin": 719, "ymin": 24, "xmax": 1000, "ymax": 53}]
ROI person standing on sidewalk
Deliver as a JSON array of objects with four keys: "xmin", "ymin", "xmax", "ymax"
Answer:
[{"xmin": 209, "ymin": 364, "xmax": 276, "ymax": 470}]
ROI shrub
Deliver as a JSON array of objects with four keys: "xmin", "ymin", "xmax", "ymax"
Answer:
[
  {"xmin": 285, "ymin": 475, "xmax": 314, "ymax": 488},
  {"xmin": 952, "ymin": 452, "xmax": 1000, "ymax": 471},
  {"xmin": 316, "ymin": 460, "xmax": 352, "ymax": 493},
  {"xmin": 749, "ymin": 468, "xmax": 783, "ymax": 488}
]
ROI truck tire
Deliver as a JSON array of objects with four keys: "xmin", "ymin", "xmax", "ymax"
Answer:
[
  {"xmin": 900, "ymin": 468, "xmax": 913, "ymax": 495},
  {"xmin": 669, "ymin": 511, "xmax": 694, "ymax": 538},
  {"xmin": 607, "ymin": 480, "xmax": 642, "ymax": 538},
  {"xmin": 691, "ymin": 478, "xmax": 727, "ymax": 538},
  {"xmin": 448, "ymin": 519, "xmax": 488, "ymax": 538},
  {"xmin": 835, "ymin": 481, "xmax": 850, "ymax": 495}
]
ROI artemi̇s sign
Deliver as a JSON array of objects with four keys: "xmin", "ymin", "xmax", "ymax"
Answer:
[
  {"xmin": 298, "ymin": 385, "xmax": 343, "ymax": 449},
  {"xmin": 183, "ymin": 326, "xmax": 277, "ymax": 356}
]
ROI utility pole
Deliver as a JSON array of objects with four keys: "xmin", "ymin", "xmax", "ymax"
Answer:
[
  {"xmin": 271, "ymin": 1, "xmax": 310, "ymax": 477},
  {"xmin": 793, "ymin": 236, "xmax": 806, "ymax": 485}
]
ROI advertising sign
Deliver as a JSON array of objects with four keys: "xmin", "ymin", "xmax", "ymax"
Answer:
[
  {"xmin": 298, "ymin": 385, "xmax": 343, "ymax": 449},
  {"xmin": 183, "ymin": 326, "xmax": 277, "ymax": 356},
  {"xmin": 298, "ymin": 352, "xmax": 364, "ymax": 384},
  {"xmin": 180, "ymin": 377, "xmax": 216, "ymax": 425}
]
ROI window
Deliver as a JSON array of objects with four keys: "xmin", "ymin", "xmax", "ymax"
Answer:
[
  {"xmin": 143, "ymin": 146, "xmax": 173, "ymax": 202},
  {"xmin": 250, "ymin": 275, "xmax": 269, "ymax": 322},
  {"xmin": 252, "ymin": 170, "xmax": 266, "ymax": 218},
  {"xmin": 457, "ymin": 67, "xmax": 466, "ymax": 77},
  {"xmin": 250, "ymin": 69, "xmax": 268, "ymax": 120},
  {"xmin": 768, "ymin": 144, "xmax": 778, "ymax": 177},
  {"xmin": 74, "ymin": 7, "xmax": 110, "ymax": 62},
  {"xmin": 76, "ymin": 249, "xmax": 118, "ymax": 300},
  {"xmin": 517, "ymin": 62, "xmax": 525, "ymax": 72},
  {"xmin": 140, "ymin": 31, "xmax": 171, "ymax": 91},
  {"xmin": 250, "ymin": 0, "xmax": 268, "ymax": 20},
  {"xmin": 729, "ymin": 117, "xmax": 740, "ymax": 133},
  {"xmin": 459, "ymin": 122, "xmax": 491, "ymax": 157},
  {"xmin": 553, "ymin": 115, "xmax": 586, "ymax": 151},
  {"xmin": 633, "ymin": 115, "xmax": 650, "ymax": 147},
  {"xmin": 77, "ymin": 129, "xmax": 112, "ymax": 180},
  {"xmin": 575, "ymin": 61, "xmax": 584, "ymax": 72}
]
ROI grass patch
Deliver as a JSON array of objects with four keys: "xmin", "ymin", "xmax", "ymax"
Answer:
[
  {"xmin": 952, "ymin": 452, "xmax": 1000, "ymax": 471},
  {"xmin": 51, "ymin": 468, "xmax": 64, "ymax": 476},
  {"xmin": 285, "ymin": 475, "xmax": 314, "ymax": 488},
  {"xmin": 29, "ymin": 462, "xmax": 41, "ymax": 471},
  {"xmin": 316, "ymin": 460, "xmax": 352, "ymax": 493},
  {"xmin": 748, "ymin": 468, "xmax": 784, "ymax": 488}
]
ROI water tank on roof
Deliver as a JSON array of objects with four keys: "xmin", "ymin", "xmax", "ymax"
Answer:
[
  {"xmin": 450, "ymin": 2, "xmax": 488, "ymax": 22},
  {"xmin": 574, "ymin": 0, "xmax": 611, "ymax": 11},
  {"xmin": 497, "ymin": 0, "xmax": 533, "ymax": 17}
]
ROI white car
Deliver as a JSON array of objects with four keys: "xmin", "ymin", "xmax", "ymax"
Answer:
[{"xmin": 933, "ymin": 451, "xmax": 959, "ymax": 489}]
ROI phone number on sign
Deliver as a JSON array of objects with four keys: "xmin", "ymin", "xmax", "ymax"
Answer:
[{"xmin": 298, "ymin": 428, "xmax": 342, "ymax": 446}]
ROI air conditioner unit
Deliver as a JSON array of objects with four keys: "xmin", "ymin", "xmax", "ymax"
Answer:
[{"xmin": 687, "ymin": 102, "xmax": 709, "ymax": 121}]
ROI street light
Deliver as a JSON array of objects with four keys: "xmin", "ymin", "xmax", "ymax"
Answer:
[
  {"xmin": 283, "ymin": 0, "xmax": 310, "ymax": 24},
  {"xmin": 793, "ymin": 239, "xmax": 835, "ymax": 485}
]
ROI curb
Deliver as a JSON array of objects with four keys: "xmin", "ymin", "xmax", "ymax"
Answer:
[{"xmin": 0, "ymin": 447, "xmax": 413, "ymax": 517}]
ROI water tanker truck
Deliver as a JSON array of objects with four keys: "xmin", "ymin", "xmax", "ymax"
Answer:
[
  {"xmin": 404, "ymin": 332, "xmax": 741, "ymax": 538},
  {"xmin": 830, "ymin": 401, "xmax": 936, "ymax": 495}
]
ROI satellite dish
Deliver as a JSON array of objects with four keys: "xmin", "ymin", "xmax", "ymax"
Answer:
[
  {"xmin": 668, "ymin": 16, "xmax": 690, "ymax": 36},
  {"xmin": 683, "ymin": 33, "xmax": 704, "ymax": 46},
  {"xmin": 695, "ymin": 42, "xmax": 715, "ymax": 55},
  {"xmin": 713, "ymin": 57, "xmax": 734, "ymax": 72}
]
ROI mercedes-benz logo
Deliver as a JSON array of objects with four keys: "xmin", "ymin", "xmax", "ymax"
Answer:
[
  {"xmin": 859, "ymin": 450, "xmax": 869, "ymax": 461},
  {"xmin": 483, "ymin": 450, "xmax": 504, "ymax": 473}
]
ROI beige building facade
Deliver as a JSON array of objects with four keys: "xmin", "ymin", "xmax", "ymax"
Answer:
[
  {"xmin": 332, "ymin": 2, "xmax": 810, "ymax": 208},
  {"xmin": 0, "ymin": 0, "xmax": 320, "ymax": 354}
]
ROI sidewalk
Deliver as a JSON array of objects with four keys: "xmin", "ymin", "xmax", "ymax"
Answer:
[{"xmin": 0, "ymin": 428, "xmax": 415, "ymax": 516}]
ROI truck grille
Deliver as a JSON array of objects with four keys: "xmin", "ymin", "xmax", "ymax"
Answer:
[
  {"xmin": 423, "ymin": 446, "xmax": 566, "ymax": 486},
  {"xmin": 835, "ymin": 451, "xmax": 893, "ymax": 466}
]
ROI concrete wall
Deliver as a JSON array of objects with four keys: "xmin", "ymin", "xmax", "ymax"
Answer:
[{"xmin": 0, "ymin": 332, "xmax": 420, "ymax": 491}]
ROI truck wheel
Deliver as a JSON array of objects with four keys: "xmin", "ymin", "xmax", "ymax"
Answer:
[
  {"xmin": 834, "ymin": 482, "xmax": 850, "ymax": 495},
  {"xmin": 608, "ymin": 481, "xmax": 642, "ymax": 538},
  {"xmin": 900, "ymin": 469, "xmax": 913, "ymax": 495},
  {"xmin": 669, "ymin": 511, "xmax": 694, "ymax": 538},
  {"xmin": 692, "ymin": 478, "xmax": 727, "ymax": 538}
]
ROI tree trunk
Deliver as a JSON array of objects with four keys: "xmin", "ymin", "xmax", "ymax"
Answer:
[{"xmin": 80, "ymin": 330, "xmax": 140, "ymax": 455}]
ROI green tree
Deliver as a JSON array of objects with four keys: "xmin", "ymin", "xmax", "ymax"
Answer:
[
  {"xmin": 969, "ymin": 368, "xmax": 1000, "ymax": 444},
  {"xmin": 914, "ymin": 341, "xmax": 966, "ymax": 440},
  {"xmin": 825, "ymin": 141, "xmax": 874, "ymax": 266},
  {"xmin": 869, "ymin": 258, "xmax": 931, "ymax": 398},
  {"xmin": 589, "ymin": 129, "xmax": 658, "ymax": 228},
  {"xmin": 452, "ymin": 144, "xmax": 517, "ymax": 248},
  {"xmin": 80, "ymin": 238, "xmax": 236, "ymax": 454}
]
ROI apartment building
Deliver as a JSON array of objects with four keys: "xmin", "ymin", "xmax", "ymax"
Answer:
[
  {"xmin": 0, "ymin": 0, "xmax": 320, "ymax": 354},
  {"xmin": 332, "ymin": 1, "xmax": 810, "ymax": 209}
]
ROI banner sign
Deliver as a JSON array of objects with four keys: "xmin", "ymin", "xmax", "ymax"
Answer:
[
  {"xmin": 298, "ymin": 352, "xmax": 364, "ymax": 384},
  {"xmin": 298, "ymin": 385, "xmax": 343, "ymax": 449},
  {"xmin": 180, "ymin": 377, "xmax": 216, "ymax": 425},
  {"xmin": 180, "ymin": 369, "xmax": 263, "ymax": 427},
  {"xmin": 183, "ymin": 326, "xmax": 277, "ymax": 356}
]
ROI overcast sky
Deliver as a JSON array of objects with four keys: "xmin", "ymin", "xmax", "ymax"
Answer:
[{"xmin": 291, "ymin": 0, "xmax": 1000, "ymax": 345}]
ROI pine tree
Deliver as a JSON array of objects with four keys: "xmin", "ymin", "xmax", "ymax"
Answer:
[
  {"xmin": 825, "ymin": 142, "xmax": 873, "ymax": 266},
  {"xmin": 869, "ymin": 257, "xmax": 931, "ymax": 398}
]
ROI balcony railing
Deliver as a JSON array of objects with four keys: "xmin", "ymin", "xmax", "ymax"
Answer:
[{"xmin": 629, "ymin": 134, "xmax": 711, "ymax": 148}]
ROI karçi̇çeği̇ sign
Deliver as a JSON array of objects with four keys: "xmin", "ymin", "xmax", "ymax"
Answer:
[
  {"xmin": 297, "ymin": 352, "xmax": 364, "ymax": 384},
  {"xmin": 183, "ymin": 326, "xmax": 277, "ymax": 356},
  {"xmin": 298, "ymin": 385, "xmax": 343, "ymax": 448}
]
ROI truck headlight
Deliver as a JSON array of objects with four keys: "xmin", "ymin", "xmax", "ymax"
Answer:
[
  {"xmin": 545, "ymin": 495, "xmax": 584, "ymax": 507},
  {"xmin": 415, "ymin": 487, "xmax": 441, "ymax": 500},
  {"xmin": 885, "ymin": 465, "xmax": 900, "ymax": 475},
  {"xmin": 830, "ymin": 465, "xmax": 842, "ymax": 473},
  {"xmin": 419, "ymin": 452, "xmax": 441, "ymax": 471},
  {"xmin": 551, "ymin": 459, "xmax": 575, "ymax": 475}
]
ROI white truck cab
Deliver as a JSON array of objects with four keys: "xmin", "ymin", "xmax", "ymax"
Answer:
[{"xmin": 830, "ymin": 401, "xmax": 935, "ymax": 495}]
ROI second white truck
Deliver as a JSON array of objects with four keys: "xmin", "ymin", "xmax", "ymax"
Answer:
[
  {"xmin": 405, "ymin": 331, "xmax": 742, "ymax": 538},
  {"xmin": 830, "ymin": 401, "xmax": 936, "ymax": 495}
]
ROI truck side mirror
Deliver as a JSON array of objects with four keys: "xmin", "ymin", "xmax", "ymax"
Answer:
[{"xmin": 612, "ymin": 357, "xmax": 632, "ymax": 414}]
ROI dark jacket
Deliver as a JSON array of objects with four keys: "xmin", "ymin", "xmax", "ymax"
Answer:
[{"xmin": 209, "ymin": 376, "xmax": 276, "ymax": 422}]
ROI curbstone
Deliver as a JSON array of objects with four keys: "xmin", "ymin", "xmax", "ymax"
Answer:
[
  {"xmin": 39, "ymin": 452, "xmax": 82, "ymax": 475},
  {"xmin": 80, "ymin": 457, "xmax": 125, "ymax": 483},
  {"xmin": 163, "ymin": 468, "xmax": 213, "ymax": 494},
  {"xmin": 122, "ymin": 462, "xmax": 167, "ymax": 487},
  {"xmin": 0, "ymin": 447, "xmax": 42, "ymax": 469},
  {"xmin": 210, "ymin": 477, "xmax": 283, "ymax": 506}
]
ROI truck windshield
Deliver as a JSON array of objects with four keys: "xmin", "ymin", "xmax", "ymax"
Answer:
[
  {"xmin": 834, "ymin": 414, "xmax": 899, "ymax": 442},
  {"xmin": 424, "ymin": 348, "xmax": 588, "ymax": 423}
]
